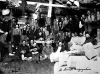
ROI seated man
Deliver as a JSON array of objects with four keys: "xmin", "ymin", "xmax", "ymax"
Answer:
[
  {"xmin": 20, "ymin": 40, "xmax": 32, "ymax": 61},
  {"xmin": 30, "ymin": 40, "xmax": 40, "ymax": 63},
  {"xmin": 69, "ymin": 33, "xmax": 86, "ymax": 52},
  {"xmin": 77, "ymin": 33, "xmax": 86, "ymax": 45},
  {"xmin": 42, "ymin": 43, "xmax": 53, "ymax": 60}
]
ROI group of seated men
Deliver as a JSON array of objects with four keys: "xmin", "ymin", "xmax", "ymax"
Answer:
[
  {"xmin": 0, "ymin": 23, "xmax": 53, "ymax": 62},
  {"xmin": 9, "ymin": 39, "xmax": 54, "ymax": 62}
]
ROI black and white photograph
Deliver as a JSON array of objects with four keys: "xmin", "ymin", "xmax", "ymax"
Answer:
[{"xmin": 0, "ymin": 0, "xmax": 100, "ymax": 74}]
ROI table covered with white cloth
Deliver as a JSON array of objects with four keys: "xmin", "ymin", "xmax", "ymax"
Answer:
[
  {"xmin": 50, "ymin": 43, "xmax": 100, "ymax": 74},
  {"xmin": 54, "ymin": 56, "xmax": 100, "ymax": 74}
]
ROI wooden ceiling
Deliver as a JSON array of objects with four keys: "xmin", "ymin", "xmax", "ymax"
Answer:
[
  {"xmin": 26, "ymin": 0, "xmax": 49, "ymax": 3},
  {"xmin": 0, "ymin": 0, "xmax": 100, "ymax": 17},
  {"xmin": 25, "ymin": 0, "xmax": 100, "ymax": 4},
  {"xmin": 24, "ymin": 0, "xmax": 100, "ymax": 9}
]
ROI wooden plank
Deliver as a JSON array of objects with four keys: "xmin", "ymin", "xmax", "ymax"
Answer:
[
  {"xmin": 19, "ymin": 1, "xmax": 66, "ymax": 7},
  {"xmin": 47, "ymin": 0, "xmax": 53, "ymax": 17}
]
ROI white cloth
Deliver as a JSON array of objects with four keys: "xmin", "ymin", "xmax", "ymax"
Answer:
[
  {"xmin": 21, "ymin": 54, "xmax": 32, "ymax": 61},
  {"xmin": 83, "ymin": 42, "xmax": 98, "ymax": 59},
  {"xmin": 71, "ymin": 36, "xmax": 86, "ymax": 45},
  {"xmin": 79, "ymin": 21, "xmax": 83, "ymax": 28},
  {"xmin": 70, "ymin": 44, "xmax": 83, "ymax": 51},
  {"xmin": 50, "ymin": 46, "xmax": 61, "ymax": 62},
  {"xmin": 54, "ymin": 51, "xmax": 70, "ymax": 74},
  {"xmin": 21, "ymin": 54, "xmax": 26, "ymax": 60},
  {"xmin": 70, "ymin": 36, "xmax": 85, "ymax": 51},
  {"xmin": 58, "ymin": 52, "xmax": 70, "ymax": 66},
  {"xmin": 77, "ymin": 36, "xmax": 86, "ymax": 45},
  {"xmin": 70, "ymin": 36, "xmax": 79, "ymax": 44},
  {"xmin": 54, "ymin": 56, "xmax": 100, "ymax": 74},
  {"xmin": 70, "ymin": 41, "xmax": 82, "ymax": 51}
]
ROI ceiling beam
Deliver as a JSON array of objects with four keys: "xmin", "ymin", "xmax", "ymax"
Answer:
[{"xmin": 19, "ymin": 1, "xmax": 66, "ymax": 7}]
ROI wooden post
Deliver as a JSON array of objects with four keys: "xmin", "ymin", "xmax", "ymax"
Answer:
[
  {"xmin": 46, "ymin": 0, "xmax": 53, "ymax": 27},
  {"xmin": 97, "ymin": 29, "xmax": 100, "ymax": 42},
  {"xmin": 47, "ymin": 0, "xmax": 53, "ymax": 18}
]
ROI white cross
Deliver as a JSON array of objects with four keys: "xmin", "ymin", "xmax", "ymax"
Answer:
[
  {"xmin": 19, "ymin": 0, "xmax": 66, "ymax": 18},
  {"xmin": 48, "ymin": 0, "xmax": 53, "ymax": 18}
]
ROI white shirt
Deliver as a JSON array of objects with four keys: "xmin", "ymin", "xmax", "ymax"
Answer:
[{"xmin": 77, "ymin": 36, "xmax": 86, "ymax": 45}]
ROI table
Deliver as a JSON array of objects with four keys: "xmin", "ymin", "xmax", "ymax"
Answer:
[{"xmin": 54, "ymin": 56, "xmax": 100, "ymax": 74}]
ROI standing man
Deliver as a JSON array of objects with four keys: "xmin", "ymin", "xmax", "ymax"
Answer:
[{"xmin": 12, "ymin": 25, "xmax": 21, "ymax": 45}]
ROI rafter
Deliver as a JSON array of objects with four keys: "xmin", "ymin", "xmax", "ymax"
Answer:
[{"xmin": 19, "ymin": 0, "xmax": 66, "ymax": 7}]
